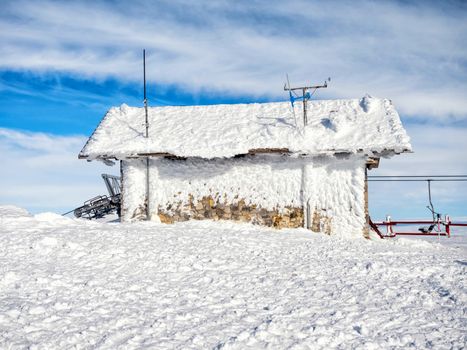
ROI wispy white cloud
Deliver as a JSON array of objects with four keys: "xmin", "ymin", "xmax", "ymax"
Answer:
[
  {"xmin": 369, "ymin": 123, "xmax": 467, "ymax": 220},
  {"xmin": 0, "ymin": 128, "xmax": 118, "ymax": 213},
  {"xmin": 1, "ymin": 0, "xmax": 466, "ymax": 120},
  {"xmin": 0, "ymin": 1, "xmax": 466, "ymax": 217}
]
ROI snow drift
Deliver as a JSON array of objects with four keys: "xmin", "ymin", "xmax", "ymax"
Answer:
[{"xmin": 0, "ymin": 206, "xmax": 465, "ymax": 349}]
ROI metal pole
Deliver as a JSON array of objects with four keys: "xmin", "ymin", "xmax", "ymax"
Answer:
[
  {"xmin": 283, "ymin": 80, "xmax": 327, "ymax": 128},
  {"xmin": 302, "ymin": 88, "xmax": 307, "ymax": 126},
  {"xmin": 427, "ymin": 180, "xmax": 435, "ymax": 221},
  {"xmin": 143, "ymin": 49, "xmax": 149, "ymax": 138},
  {"xmin": 143, "ymin": 49, "xmax": 150, "ymax": 220}
]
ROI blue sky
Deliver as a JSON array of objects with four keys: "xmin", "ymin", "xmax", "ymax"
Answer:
[{"xmin": 0, "ymin": 0, "xmax": 466, "ymax": 220}]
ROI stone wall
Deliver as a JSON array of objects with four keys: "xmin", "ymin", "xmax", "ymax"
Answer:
[
  {"xmin": 120, "ymin": 155, "xmax": 368, "ymax": 237},
  {"xmin": 157, "ymin": 195, "xmax": 304, "ymax": 229},
  {"xmin": 310, "ymin": 208, "xmax": 332, "ymax": 235}
]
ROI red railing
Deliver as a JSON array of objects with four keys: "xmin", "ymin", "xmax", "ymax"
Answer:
[{"xmin": 369, "ymin": 215, "xmax": 467, "ymax": 239}]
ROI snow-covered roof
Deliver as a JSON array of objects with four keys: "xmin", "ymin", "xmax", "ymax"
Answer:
[{"xmin": 79, "ymin": 95, "xmax": 411, "ymax": 160}]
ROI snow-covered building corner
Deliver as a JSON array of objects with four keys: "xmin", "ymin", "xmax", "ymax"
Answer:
[{"xmin": 79, "ymin": 95, "xmax": 411, "ymax": 238}]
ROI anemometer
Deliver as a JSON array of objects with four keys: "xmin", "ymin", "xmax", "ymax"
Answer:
[{"xmin": 284, "ymin": 75, "xmax": 331, "ymax": 126}]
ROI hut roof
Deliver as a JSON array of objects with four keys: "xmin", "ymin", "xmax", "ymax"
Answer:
[{"xmin": 79, "ymin": 95, "xmax": 411, "ymax": 160}]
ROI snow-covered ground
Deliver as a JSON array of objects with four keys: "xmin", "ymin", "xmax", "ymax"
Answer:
[{"xmin": 0, "ymin": 205, "xmax": 465, "ymax": 349}]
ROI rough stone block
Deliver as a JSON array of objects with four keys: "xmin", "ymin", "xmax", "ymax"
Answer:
[{"xmin": 156, "ymin": 194, "xmax": 305, "ymax": 230}]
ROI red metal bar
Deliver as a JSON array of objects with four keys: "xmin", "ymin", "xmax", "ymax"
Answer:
[
  {"xmin": 369, "ymin": 218, "xmax": 386, "ymax": 239},
  {"xmin": 373, "ymin": 221, "xmax": 436, "ymax": 225},
  {"xmin": 370, "ymin": 216, "xmax": 466, "ymax": 238},
  {"xmin": 394, "ymin": 232, "xmax": 448, "ymax": 236},
  {"xmin": 373, "ymin": 221, "xmax": 467, "ymax": 226}
]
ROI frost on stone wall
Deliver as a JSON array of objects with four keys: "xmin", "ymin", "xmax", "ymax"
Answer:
[
  {"xmin": 121, "ymin": 159, "xmax": 147, "ymax": 221},
  {"xmin": 157, "ymin": 195, "xmax": 304, "ymax": 229},
  {"xmin": 303, "ymin": 156, "xmax": 366, "ymax": 236},
  {"xmin": 121, "ymin": 154, "xmax": 367, "ymax": 237}
]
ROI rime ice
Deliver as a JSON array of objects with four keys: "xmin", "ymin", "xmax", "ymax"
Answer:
[
  {"xmin": 80, "ymin": 97, "xmax": 411, "ymax": 159},
  {"xmin": 79, "ymin": 97, "xmax": 411, "ymax": 236}
]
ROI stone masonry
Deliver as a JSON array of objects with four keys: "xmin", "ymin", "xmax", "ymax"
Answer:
[{"xmin": 157, "ymin": 194, "xmax": 304, "ymax": 229}]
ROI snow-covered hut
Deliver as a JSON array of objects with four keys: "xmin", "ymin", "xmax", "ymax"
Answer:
[{"xmin": 79, "ymin": 95, "xmax": 411, "ymax": 237}]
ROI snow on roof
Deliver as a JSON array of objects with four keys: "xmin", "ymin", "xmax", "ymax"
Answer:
[{"xmin": 79, "ymin": 95, "xmax": 411, "ymax": 160}]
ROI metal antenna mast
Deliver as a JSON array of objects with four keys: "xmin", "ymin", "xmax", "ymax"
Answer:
[
  {"xmin": 143, "ymin": 49, "xmax": 150, "ymax": 220},
  {"xmin": 284, "ymin": 78, "xmax": 329, "ymax": 126},
  {"xmin": 143, "ymin": 49, "xmax": 149, "ymax": 138}
]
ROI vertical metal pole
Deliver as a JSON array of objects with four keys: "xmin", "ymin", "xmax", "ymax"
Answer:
[
  {"xmin": 364, "ymin": 167, "xmax": 370, "ymax": 238},
  {"xmin": 427, "ymin": 179, "xmax": 434, "ymax": 221},
  {"xmin": 301, "ymin": 162, "xmax": 312, "ymax": 230},
  {"xmin": 119, "ymin": 160, "xmax": 123, "ymax": 219},
  {"xmin": 446, "ymin": 215, "xmax": 450, "ymax": 238},
  {"xmin": 143, "ymin": 49, "xmax": 150, "ymax": 220},
  {"xmin": 143, "ymin": 50, "xmax": 149, "ymax": 138},
  {"xmin": 146, "ymin": 159, "xmax": 150, "ymax": 221},
  {"xmin": 302, "ymin": 88, "xmax": 307, "ymax": 126}
]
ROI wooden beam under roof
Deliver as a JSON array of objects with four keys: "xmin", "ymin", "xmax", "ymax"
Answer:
[
  {"xmin": 138, "ymin": 149, "xmax": 292, "ymax": 158},
  {"xmin": 79, "ymin": 150, "xmax": 388, "ymax": 163},
  {"xmin": 366, "ymin": 157, "xmax": 380, "ymax": 169},
  {"xmin": 247, "ymin": 148, "xmax": 290, "ymax": 155},
  {"xmin": 137, "ymin": 152, "xmax": 173, "ymax": 157}
]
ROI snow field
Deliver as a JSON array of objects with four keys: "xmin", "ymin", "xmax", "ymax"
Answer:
[{"xmin": 0, "ymin": 206, "xmax": 465, "ymax": 349}]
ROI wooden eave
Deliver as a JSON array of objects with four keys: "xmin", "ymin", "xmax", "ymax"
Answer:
[
  {"xmin": 137, "ymin": 152, "xmax": 173, "ymax": 157},
  {"xmin": 247, "ymin": 148, "xmax": 290, "ymax": 155},
  {"xmin": 78, "ymin": 154, "xmax": 117, "ymax": 160},
  {"xmin": 366, "ymin": 157, "xmax": 380, "ymax": 169},
  {"xmin": 79, "ymin": 147, "xmax": 409, "ymax": 162}
]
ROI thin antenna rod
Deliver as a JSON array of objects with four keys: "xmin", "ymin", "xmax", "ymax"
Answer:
[
  {"xmin": 285, "ymin": 74, "xmax": 297, "ymax": 128},
  {"xmin": 143, "ymin": 49, "xmax": 150, "ymax": 221},
  {"xmin": 143, "ymin": 49, "xmax": 149, "ymax": 138}
]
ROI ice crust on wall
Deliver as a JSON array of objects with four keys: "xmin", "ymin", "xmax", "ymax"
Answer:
[
  {"xmin": 304, "ymin": 156, "xmax": 366, "ymax": 235},
  {"xmin": 80, "ymin": 96, "xmax": 412, "ymax": 160},
  {"xmin": 121, "ymin": 155, "xmax": 367, "ymax": 237},
  {"xmin": 121, "ymin": 159, "xmax": 147, "ymax": 221}
]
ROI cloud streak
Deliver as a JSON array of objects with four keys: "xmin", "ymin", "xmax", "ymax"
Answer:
[
  {"xmin": 0, "ymin": 128, "xmax": 118, "ymax": 214},
  {"xmin": 369, "ymin": 123, "xmax": 467, "ymax": 220},
  {"xmin": 1, "ymin": 0, "xmax": 466, "ymax": 120}
]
